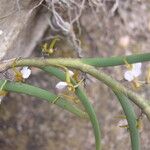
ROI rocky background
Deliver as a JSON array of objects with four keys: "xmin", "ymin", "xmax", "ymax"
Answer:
[{"xmin": 0, "ymin": 0, "xmax": 150, "ymax": 150}]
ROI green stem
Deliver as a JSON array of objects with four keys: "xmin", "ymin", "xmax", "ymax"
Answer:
[
  {"xmin": 74, "ymin": 64, "xmax": 150, "ymax": 120},
  {"xmin": 0, "ymin": 80, "xmax": 88, "ymax": 118},
  {"xmin": 18, "ymin": 53, "xmax": 150, "ymax": 68},
  {"xmin": 81, "ymin": 53, "xmax": 150, "ymax": 67},
  {"xmin": 114, "ymin": 90, "xmax": 140, "ymax": 150},
  {"xmin": 41, "ymin": 66, "xmax": 101, "ymax": 150},
  {"xmin": 1, "ymin": 53, "xmax": 150, "ymax": 72},
  {"xmin": 11, "ymin": 59, "xmax": 150, "ymax": 120}
]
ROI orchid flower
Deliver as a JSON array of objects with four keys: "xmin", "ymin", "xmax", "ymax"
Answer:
[
  {"xmin": 124, "ymin": 63, "xmax": 142, "ymax": 82},
  {"xmin": 20, "ymin": 66, "xmax": 31, "ymax": 79},
  {"xmin": 117, "ymin": 119, "xmax": 128, "ymax": 128},
  {"xmin": 55, "ymin": 70, "xmax": 74, "ymax": 91},
  {"xmin": 117, "ymin": 117, "xmax": 143, "ymax": 131}
]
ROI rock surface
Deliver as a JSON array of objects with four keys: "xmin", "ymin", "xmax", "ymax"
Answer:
[
  {"xmin": 0, "ymin": 1, "xmax": 150, "ymax": 150},
  {"xmin": 0, "ymin": 0, "xmax": 48, "ymax": 59}
]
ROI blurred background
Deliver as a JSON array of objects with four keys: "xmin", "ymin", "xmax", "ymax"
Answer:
[{"xmin": 0, "ymin": 0, "xmax": 150, "ymax": 149}]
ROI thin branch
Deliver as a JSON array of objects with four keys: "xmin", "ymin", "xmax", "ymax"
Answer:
[
  {"xmin": 41, "ymin": 66, "xmax": 101, "ymax": 150},
  {"xmin": 1, "ymin": 53, "xmax": 150, "ymax": 71},
  {"xmin": 0, "ymin": 55, "xmax": 150, "ymax": 120},
  {"xmin": 0, "ymin": 80, "xmax": 88, "ymax": 118}
]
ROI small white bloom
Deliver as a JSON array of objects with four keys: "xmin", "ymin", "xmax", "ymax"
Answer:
[
  {"xmin": 132, "ymin": 63, "xmax": 141, "ymax": 72},
  {"xmin": 132, "ymin": 63, "xmax": 142, "ymax": 77},
  {"xmin": 117, "ymin": 119, "xmax": 128, "ymax": 127},
  {"xmin": 55, "ymin": 82, "xmax": 68, "ymax": 90},
  {"xmin": 124, "ymin": 63, "xmax": 142, "ymax": 81},
  {"xmin": 124, "ymin": 70, "xmax": 134, "ymax": 81},
  {"xmin": 0, "ymin": 30, "xmax": 3, "ymax": 36},
  {"xmin": 55, "ymin": 70, "xmax": 74, "ymax": 90},
  {"xmin": 20, "ymin": 66, "xmax": 31, "ymax": 79}
]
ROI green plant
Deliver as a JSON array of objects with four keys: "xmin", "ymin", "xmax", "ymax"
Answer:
[{"xmin": 0, "ymin": 52, "xmax": 150, "ymax": 150}]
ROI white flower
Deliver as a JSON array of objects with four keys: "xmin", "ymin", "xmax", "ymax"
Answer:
[
  {"xmin": 55, "ymin": 70, "xmax": 74, "ymax": 90},
  {"xmin": 117, "ymin": 119, "xmax": 128, "ymax": 127},
  {"xmin": 124, "ymin": 63, "xmax": 142, "ymax": 81},
  {"xmin": 55, "ymin": 82, "xmax": 68, "ymax": 90},
  {"xmin": 20, "ymin": 66, "xmax": 31, "ymax": 79}
]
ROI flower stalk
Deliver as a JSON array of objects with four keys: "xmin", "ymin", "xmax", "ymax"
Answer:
[{"xmin": 2, "ymin": 56, "xmax": 150, "ymax": 120}]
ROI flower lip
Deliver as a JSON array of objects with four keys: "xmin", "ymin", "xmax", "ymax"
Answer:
[
  {"xmin": 117, "ymin": 119, "xmax": 128, "ymax": 127},
  {"xmin": 132, "ymin": 63, "xmax": 142, "ymax": 70},
  {"xmin": 55, "ymin": 70, "xmax": 74, "ymax": 91},
  {"xmin": 124, "ymin": 63, "xmax": 142, "ymax": 81},
  {"xmin": 124, "ymin": 70, "xmax": 134, "ymax": 81},
  {"xmin": 20, "ymin": 66, "xmax": 31, "ymax": 79},
  {"xmin": 55, "ymin": 81, "xmax": 68, "ymax": 90}
]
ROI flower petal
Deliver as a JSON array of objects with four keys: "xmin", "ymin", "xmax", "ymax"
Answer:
[
  {"xmin": 21, "ymin": 66, "xmax": 31, "ymax": 79},
  {"xmin": 132, "ymin": 63, "xmax": 142, "ymax": 71},
  {"xmin": 132, "ymin": 63, "xmax": 142, "ymax": 77},
  {"xmin": 55, "ymin": 82, "xmax": 68, "ymax": 90},
  {"xmin": 132, "ymin": 69, "xmax": 141, "ymax": 77},
  {"xmin": 117, "ymin": 119, "xmax": 128, "ymax": 127},
  {"xmin": 124, "ymin": 70, "xmax": 134, "ymax": 81}
]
